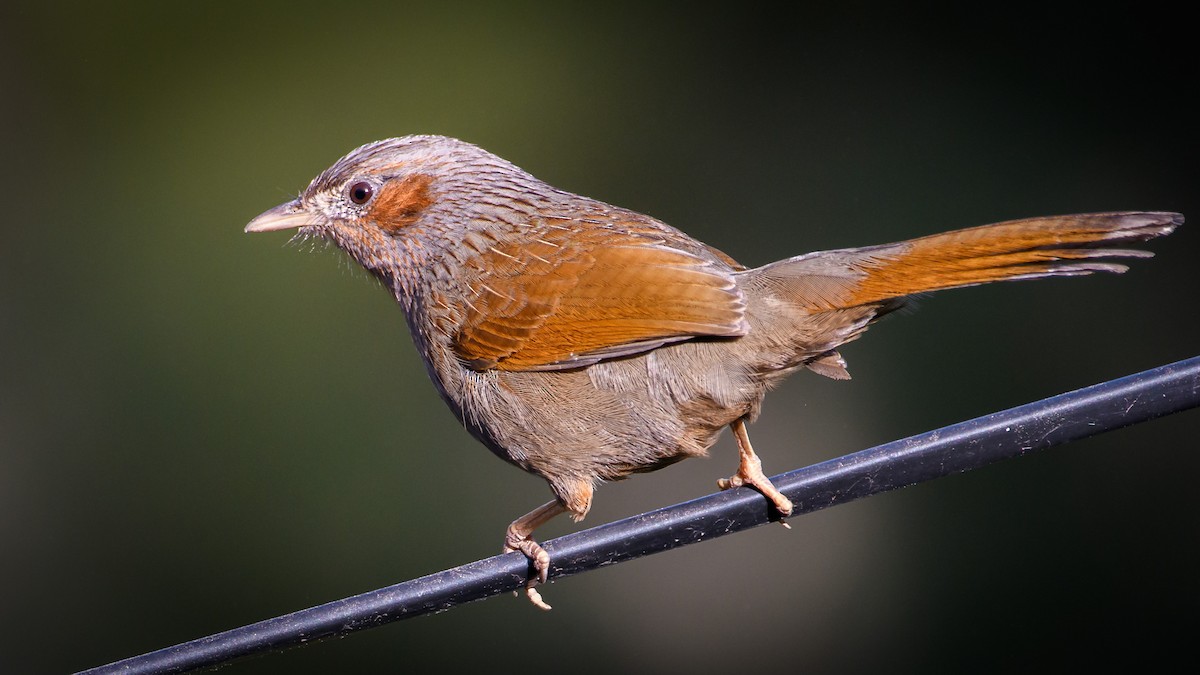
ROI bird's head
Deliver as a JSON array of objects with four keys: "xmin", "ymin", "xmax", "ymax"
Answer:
[{"xmin": 245, "ymin": 135, "xmax": 535, "ymax": 290}]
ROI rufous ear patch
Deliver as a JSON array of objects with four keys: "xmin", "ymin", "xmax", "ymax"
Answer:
[{"xmin": 372, "ymin": 174, "xmax": 435, "ymax": 231}]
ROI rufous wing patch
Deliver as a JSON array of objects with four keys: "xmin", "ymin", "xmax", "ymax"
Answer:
[{"xmin": 453, "ymin": 225, "xmax": 747, "ymax": 371}]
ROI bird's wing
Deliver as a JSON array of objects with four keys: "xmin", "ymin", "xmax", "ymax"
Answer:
[{"xmin": 450, "ymin": 221, "xmax": 747, "ymax": 371}]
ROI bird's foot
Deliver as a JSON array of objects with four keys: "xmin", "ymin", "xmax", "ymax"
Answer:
[
  {"xmin": 505, "ymin": 501, "xmax": 568, "ymax": 611},
  {"xmin": 717, "ymin": 464, "xmax": 794, "ymax": 526},
  {"xmin": 718, "ymin": 419, "xmax": 794, "ymax": 527},
  {"xmin": 504, "ymin": 532, "xmax": 553, "ymax": 610}
]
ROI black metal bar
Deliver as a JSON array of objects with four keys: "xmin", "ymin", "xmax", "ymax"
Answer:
[{"xmin": 81, "ymin": 355, "xmax": 1200, "ymax": 675}]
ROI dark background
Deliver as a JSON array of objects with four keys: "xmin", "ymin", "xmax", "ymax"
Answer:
[{"xmin": 3, "ymin": 4, "xmax": 1197, "ymax": 673}]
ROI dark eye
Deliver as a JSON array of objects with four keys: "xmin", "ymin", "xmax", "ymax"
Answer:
[{"xmin": 348, "ymin": 181, "xmax": 374, "ymax": 205}]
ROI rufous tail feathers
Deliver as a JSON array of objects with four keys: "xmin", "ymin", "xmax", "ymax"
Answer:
[{"xmin": 758, "ymin": 211, "xmax": 1182, "ymax": 312}]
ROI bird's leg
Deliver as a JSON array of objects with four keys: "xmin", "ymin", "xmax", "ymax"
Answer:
[
  {"xmin": 504, "ymin": 499, "xmax": 567, "ymax": 610},
  {"xmin": 717, "ymin": 417, "xmax": 794, "ymax": 525}
]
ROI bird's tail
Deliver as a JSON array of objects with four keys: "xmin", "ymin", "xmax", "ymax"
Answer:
[
  {"xmin": 741, "ymin": 211, "xmax": 1181, "ymax": 381},
  {"xmin": 754, "ymin": 211, "xmax": 1182, "ymax": 313}
]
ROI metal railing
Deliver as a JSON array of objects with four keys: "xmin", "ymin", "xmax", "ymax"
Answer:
[{"xmin": 80, "ymin": 355, "xmax": 1200, "ymax": 674}]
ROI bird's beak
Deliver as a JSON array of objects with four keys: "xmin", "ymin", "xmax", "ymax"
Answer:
[{"xmin": 244, "ymin": 200, "xmax": 321, "ymax": 233}]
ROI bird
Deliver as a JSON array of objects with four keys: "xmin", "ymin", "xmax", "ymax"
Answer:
[{"xmin": 245, "ymin": 134, "xmax": 1180, "ymax": 610}]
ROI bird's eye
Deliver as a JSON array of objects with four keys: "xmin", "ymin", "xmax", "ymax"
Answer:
[{"xmin": 348, "ymin": 181, "xmax": 375, "ymax": 205}]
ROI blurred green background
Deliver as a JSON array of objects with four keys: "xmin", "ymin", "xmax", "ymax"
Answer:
[{"xmin": 3, "ymin": 3, "xmax": 1197, "ymax": 673}]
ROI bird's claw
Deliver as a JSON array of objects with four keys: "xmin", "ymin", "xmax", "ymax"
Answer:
[
  {"xmin": 504, "ymin": 535, "xmax": 553, "ymax": 610},
  {"xmin": 723, "ymin": 419, "xmax": 794, "ymax": 524},
  {"xmin": 524, "ymin": 583, "xmax": 552, "ymax": 611}
]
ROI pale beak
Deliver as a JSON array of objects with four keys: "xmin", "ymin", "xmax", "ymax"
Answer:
[{"xmin": 244, "ymin": 200, "xmax": 322, "ymax": 233}]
